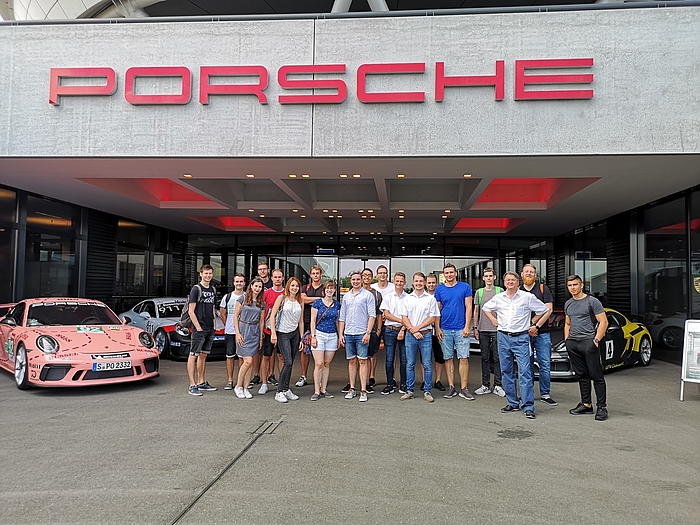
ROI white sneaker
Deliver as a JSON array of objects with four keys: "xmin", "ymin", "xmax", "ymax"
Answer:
[
  {"xmin": 295, "ymin": 375, "xmax": 307, "ymax": 387},
  {"xmin": 274, "ymin": 391, "xmax": 288, "ymax": 403},
  {"xmin": 474, "ymin": 385, "xmax": 491, "ymax": 395},
  {"xmin": 359, "ymin": 391, "xmax": 368, "ymax": 402},
  {"xmin": 493, "ymin": 385, "xmax": 506, "ymax": 397},
  {"xmin": 258, "ymin": 384, "xmax": 269, "ymax": 395},
  {"xmin": 234, "ymin": 386, "xmax": 245, "ymax": 399},
  {"xmin": 243, "ymin": 389, "xmax": 253, "ymax": 399},
  {"xmin": 284, "ymin": 389, "xmax": 299, "ymax": 401},
  {"xmin": 344, "ymin": 389, "xmax": 357, "ymax": 399}
]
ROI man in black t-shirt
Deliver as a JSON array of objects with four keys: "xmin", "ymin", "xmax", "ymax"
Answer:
[
  {"xmin": 187, "ymin": 264, "xmax": 218, "ymax": 396},
  {"xmin": 520, "ymin": 264, "xmax": 557, "ymax": 406},
  {"xmin": 297, "ymin": 265, "xmax": 325, "ymax": 387}
]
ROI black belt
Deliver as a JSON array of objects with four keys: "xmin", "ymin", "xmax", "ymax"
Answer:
[
  {"xmin": 500, "ymin": 330, "xmax": 528, "ymax": 337},
  {"xmin": 386, "ymin": 325, "xmax": 403, "ymax": 331}
]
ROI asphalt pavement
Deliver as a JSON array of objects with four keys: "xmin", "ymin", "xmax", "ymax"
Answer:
[{"xmin": 1, "ymin": 355, "xmax": 699, "ymax": 525}]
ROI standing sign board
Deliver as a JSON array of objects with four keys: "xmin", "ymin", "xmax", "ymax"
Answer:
[{"xmin": 680, "ymin": 319, "xmax": 700, "ymax": 401}]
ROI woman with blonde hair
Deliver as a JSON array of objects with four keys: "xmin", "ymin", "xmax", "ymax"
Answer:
[
  {"xmin": 269, "ymin": 277, "xmax": 304, "ymax": 403},
  {"xmin": 309, "ymin": 280, "xmax": 341, "ymax": 400},
  {"xmin": 232, "ymin": 277, "xmax": 266, "ymax": 399}
]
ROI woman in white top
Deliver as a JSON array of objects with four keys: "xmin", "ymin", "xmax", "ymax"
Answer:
[{"xmin": 270, "ymin": 277, "xmax": 304, "ymax": 403}]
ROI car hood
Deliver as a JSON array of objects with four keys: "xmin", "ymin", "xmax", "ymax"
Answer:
[{"xmin": 14, "ymin": 325, "xmax": 148, "ymax": 353}]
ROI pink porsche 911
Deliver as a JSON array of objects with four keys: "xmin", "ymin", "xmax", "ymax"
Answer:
[{"xmin": 0, "ymin": 298, "xmax": 160, "ymax": 389}]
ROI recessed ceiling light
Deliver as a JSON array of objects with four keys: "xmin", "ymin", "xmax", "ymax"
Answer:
[
  {"xmin": 370, "ymin": 215, "xmax": 376, "ymax": 219},
  {"xmin": 337, "ymin": 215, "xmax": 343, "ymax": 218},
  {"xmin": 289, "ymin": 174, "xmax": 297, "ymax": 178},
  {"xmin": 352, "ymin": 174, "xmax": 361, "ymax": 178},
  {"xmin": 442, "ymin": 215, "xmax": 447, "ymax": 219},
  {"xmin": 290, "ymin": 231, "xmax": 295, "ymax": 234},
  {"xmin": 183, "ymin": 173, "xmax": 193, "ymax": 178},
  {"xmin": 292, "ymin": 209, "xmax": 298, "ymax": 213},
  {"xmin": 463, "ymin": 173, "xmax": 472, "ymax": 178},
  {"xmin": 302, "ymin": 174, "xmax": 310, "ymax": 178},
  {"xmin": 368, "ymin": 209, "xmax": 374, "ymax": 213},
  {"xmin": 340, "ymin": 173, "xmax": 348, "ymax": 178},
  {"xmin": 399, "ymin": 215, "xmax": 404, "ymax": 219},
  {"xmin": 399, "ymin": 232, "xmax": 404, "ymax": 235},
  {"xmin": 323, "ymin": 209, "xmax": 329, "ymax": 213},
  {"xmin": 329, "ymin": 215, "xmax": 334, "ymax": 218},
  {"xmin": 323, "ymin": 231, "xmax": 327, "ymax": 234},
  {"xmin": 332, "ymin": 209, "xmax": 337, "ymax": 213},
  {"xmin": 300, "ymin": 215, "xmax": 306, "ymax": 218},
  {"xmin": 358, "ymin": 209, "xmax": 364, "ymax": 213},
  {"xmin": 246, "ymin": 174, "xmax": 255, "ymax": 178},
  {"xmin": 248, "ymin": 209, "xmax": 255, "ymax": 212},
  {"xmin": 351, "ymin": 231, "xmax": 355, "ymax": 234},
  {"xmin": 260, "ymin": 214, "xmax": 265, "ymax": 218},
  {"xmin": 397, "ymin": 174, "xmax": 405, "ymax": 178},
  {"xmin": 362, "ymin": 215, "xmax": 367, "ymax": 219},
  {"xmin": 445, "ymin": 210, "xmax": 451, "ymax": 213},
  {"xmin": 344, "ymin": 231, "xmax": 349, "ymax": 234},
  {"xmin": 398, "ymin": 209, "xmax": 404, "ymax": 213},
  {"xmin": 432, "ymin": 232, "xmax": 438, "ymax": 235}
]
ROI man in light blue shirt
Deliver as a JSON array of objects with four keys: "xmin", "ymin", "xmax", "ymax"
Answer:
[{"xmin": 339, "ymin": 271, "xmax": 376, "ymax": 402}]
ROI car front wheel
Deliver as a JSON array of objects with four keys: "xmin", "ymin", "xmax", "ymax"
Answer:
[
  {"xmin": 14, "ymin": 345, "xmax": 30, "ymax": 390},
  {"xmin": 154, "ymin": 329, "xmax": 170, "ymax": 359},
  {"xmin": 638, "ymin": 336, "xmax": 652, "ymax": 366}
]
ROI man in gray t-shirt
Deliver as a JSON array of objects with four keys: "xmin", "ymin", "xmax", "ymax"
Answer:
[
  {"xmin": 472, "ymin": 267, "xmax": 504, "ymax": 396},
  {"xmin": 564, "ymin": 274, "xmax": 609, "ymax": 421}
]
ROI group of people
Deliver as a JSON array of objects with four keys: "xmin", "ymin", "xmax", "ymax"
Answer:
[{"xmin": 184, "ymin": 261, "xmax": 609, "ymax": 421}]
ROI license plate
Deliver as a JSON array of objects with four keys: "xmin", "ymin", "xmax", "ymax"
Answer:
[{"xmin": 92, "ymin": 361, "xmax": 132, "ymax": 371}]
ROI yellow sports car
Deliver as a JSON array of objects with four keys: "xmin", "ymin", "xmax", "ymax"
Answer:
[{"xmin": 549, "ymin": 308, "xmax": 652, "ymax": 378}]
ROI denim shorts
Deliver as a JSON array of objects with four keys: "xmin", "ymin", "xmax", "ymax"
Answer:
[
  {"xmin": 441, "ymin": 329, "xmax": 470, "ymax": 360},
  {"xmin": 190, "ymin": 329, "xmax": 214, "ymax": 356},
  {"xmin": 314, "ymin": 330, "xmax": 338, "ymax": 352},
  {"xmin": 345, "ymin": 333, "xmax": 369, "ymax": 360}
]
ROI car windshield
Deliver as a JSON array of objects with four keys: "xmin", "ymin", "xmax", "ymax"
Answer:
[
  {"xmin": 27, "ymin": 301, "xmax": 121, "ymax": 326},
  {"xmin": 157, "ymin": 302, "xmax": 185, "ymax": 318}
]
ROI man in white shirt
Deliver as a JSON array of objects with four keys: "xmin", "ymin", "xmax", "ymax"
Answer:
[
  {"xmin": 399, "ymin": 272, "xmax": 441, "ymax": 403},
  {"xmin": 219, "ymin": 273, "xmax": 246, "ymax": 390},
  {"xmin": 379, "ymin": 272, "xmax": 407, "ymax": 395},
  {"xmin": 370, "ymin": 265, "xmax": 395, "ymax": 297},
  {"xmin": 338, "ymin": 270, "xmax": 376, "ymax": 403},
  {"xmin": 482, "ymin": 272, "xmax": 549, "ymax": 419}
]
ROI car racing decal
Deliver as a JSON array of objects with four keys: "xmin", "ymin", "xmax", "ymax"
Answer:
[
  {"xmin": 90, "ymin": 353, "xmax": 131, "ymax": 359},
  {"xmin": 629, "ymin": 326, "xmax": 645, "ymax": 336},
  {"xmin": 5, "ymin": 337, "xmax": 14, "ymax": 362},
  {"xmin": 77, "ymin": 326, "xmax": 104, "ymax": 333},
  {"xmin": 605, "ymin": 340, "xmax": 614, "ymax": 360}
]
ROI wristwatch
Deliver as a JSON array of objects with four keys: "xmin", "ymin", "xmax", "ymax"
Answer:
[{"xmin": 594, "ymin": 338, "xmax": 600, "ymax": 344}]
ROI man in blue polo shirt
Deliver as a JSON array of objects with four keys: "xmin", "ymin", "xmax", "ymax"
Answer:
[{"xmin": 434, "ymin": 263, "xmax": 475, "ymax": 400}]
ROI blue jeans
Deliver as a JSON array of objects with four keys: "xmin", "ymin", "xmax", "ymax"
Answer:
[
  {"xmin": 530, "ymin": 332, "xmax": 551, "ymax": 397},
  {"xmin": 406, "ymin": 333, "xmax": 432, "ymax": 393},
  {"xmin": 497, "ymin": 332, "xmax": 535, "ymax": 413},
  {"xmin": 384, "ymin": 328, "xmax": 406, "ymax": 387},
  {"xmin": 344, "ymin": 333, "xmax": 369, "ymax": 360}
]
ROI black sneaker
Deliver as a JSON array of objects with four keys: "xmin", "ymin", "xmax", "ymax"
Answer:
[
  {"xmin": 267, "ymin": 374, "xmax": 278, "ymax": 386},
  {"xmin": 569, "ymin": 403, "xmax": 594, "ymax": 415},
  {"xmin": 398, "ymin": 385, "xmax": 407, "ymax": 394},
  {"xmin": 249, "ymin": 375, "xmax": 261, "ymax": 386},
  {"xmin": 392, "ymin": 380, "xmax": 398, "ymax": 389},
  {"xmin": 420, "ymin": 381, "xmax": 425, "ymax": 390},
  {"xmin": 595, "ymin": 407, "xmax": 609, "ymax": 421},
  {"xmin": 366, "ymin": 384, "xmax": 375, "ymax": 394},
  {"xmin": 341, "ymin": 383, "xmax": 352, "ymax": 393},
  {"xmin": 501, "ymin": 405, "xmax": 520, "ymax": 413},
  {"xmin": 197, "ymin": 381, "xmax": 217, "ymax": 392},
  {"xmin": 524, "ymin": 410, "xmax": 536, "ymax": 419},
  {"xmin": 540, "ymin": 396, "xmax": 558, "ymax": 406},
  {"xmin": 368, "ymin": 378, "xmax": 376, "ymax": 387},
  {"xmin": 381, "ymin": 385, "xmax": 395, "ymax": 395},
  {"xmin": 434, "ymin": 380, "xmax": 446, "ymax": 392}
]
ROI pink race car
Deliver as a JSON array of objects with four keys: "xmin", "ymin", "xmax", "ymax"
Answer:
[{"xmin": 0, "ymin": 298, "xmax": 159, "ymax": 389}]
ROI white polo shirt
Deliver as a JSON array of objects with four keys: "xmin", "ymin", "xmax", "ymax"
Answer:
[
  {"xmin": 379, "ymin": 290, "xmax": 407, "ymax": 328},
  {"xmin": 399, "ymin": 290, "xmax": 441, "ymax": 327}
]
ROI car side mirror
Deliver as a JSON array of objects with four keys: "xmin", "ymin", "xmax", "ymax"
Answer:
[
  {"xmin": 122, "ymin": 316, "xmax": 131, "ymax": 325},
  {"xmin": 139, "ymin": 312, "xmax": 151, "ymax": 319},
  {"xmin": 0, "ymin": 317, "xmax": 16, "ymax": 326}
]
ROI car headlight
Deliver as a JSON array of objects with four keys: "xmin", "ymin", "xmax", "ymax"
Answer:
[
  {"xmin": 139, "ymin": 331, "xmax": 154, "ymax": 349},
  {"xmin": 36, "ymin": 335, "xmax": 59, "ymax": 354},
  {"xmin": 175, "ymin": 324, "xmax": 190, "ymax": 337}
]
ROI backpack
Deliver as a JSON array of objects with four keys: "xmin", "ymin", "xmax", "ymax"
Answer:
[
  {"xmin": 476, "ymin": 286, "xmax": 502, "ymax": 305},
  {"xmin": 179, "ymin": 284, "xmax": 204, "ymax": 328}
]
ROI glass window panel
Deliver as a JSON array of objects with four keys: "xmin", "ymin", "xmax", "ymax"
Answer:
[
  {"xmin": 117, "ymin": 220, "xmax": 148, "ymax": 248},
  {"xmin": 24, "ymin": 233, "xmax": 76, "ymax": 298},
  {"xmin": 26, "ymin": 195, "xmax": 75, "ymax": 232},
  {"xmin": 390, "ymin": 257, "xmax": 444, "ymax": 293},
  {"xmin": 0, "ymin": 227, "xmax": 16, "ymax": 301},
  {"xmin": 152, "ymin": 253, "xmax": 165, "ymax": 296},
  {"xmin": 116, "ymin": 250, "xmax": 146, "ymax": 296},
  {"xmin": 690, "ymin": 190, "xmax": 700, "ymax": 319},
  {"xmin": 0, "ymin": 188, "xmax": 17, "ymax": 224}
]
